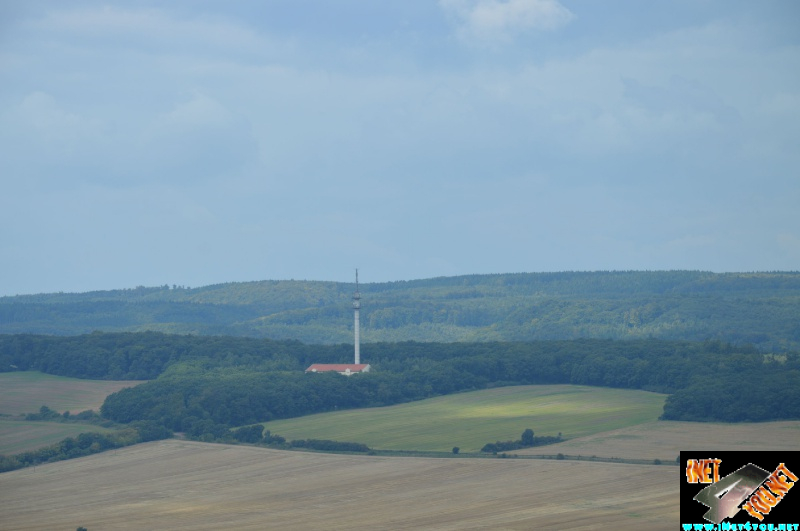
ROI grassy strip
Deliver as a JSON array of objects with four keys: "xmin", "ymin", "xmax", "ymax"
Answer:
[
  {"xmin": 302, "ymin": 447, "xmax": 679, "ymax": 466},
  {"xmin": 229, "ymin": 444, "xmax": 679, "ymax": 466}
]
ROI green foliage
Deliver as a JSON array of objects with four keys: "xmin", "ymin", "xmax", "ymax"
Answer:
[
  {"xmin": 3, "ymin": 332, "xmax": 799, "ymax": 434},
  {"xmin": 0, "ymin": 422, "xmax": 172, "ymax": 473},
  {"xmin": 289, "ymin": 439, "xmax": 370, "ymax": 453},
  {"xmin": 25, "ymin": 405, "xmax": 61, "ymax": 421},
  {"xmin": 232, "ymin": 424, "xmax": 265, "ymax": 444},
  {"xmin": 0, "ymin": 332, "xmax": 343, "ymax": 379},
  {"xmin": 100, "ymin": 337, "xmax": 703, "ymax": 432},
  {"xmin": 130, "ymin": 420, "xmax": 174, "ymax": 442},
  {"xmin": 2, "ymin": 271, "xmax": 799, "ymax": 350},
  {"xmin": 452, "ymin": 447, "xmax": 459, "ymax": 454},
  {"xmin": 521, "ymin": 428, "xmax": 534, "ymax": 446},
  {"xmin": 263, "ymin": 430, "xmax": 285, "ymax": 446},
  {"xmin": 660, "ymin": 355, "xmax": 800, "ymax": 421},
  {"xmin": 480, "ymin": 431, "xmax": 561, "ymax": 453}
]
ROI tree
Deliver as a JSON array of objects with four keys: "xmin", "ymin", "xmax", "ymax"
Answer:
[
  {"xmin": 521, "ymin": 428, "xmax": 534, "ymax": 447},
  {"xmin": 232, "ymin": 424, "xmax": 264, "ymax": 444},
  {"xmin": 481, "ymin": 443, "xmax": 498, "ymax": 454},
  {"xmin": 131, "ymin": 420, "xmax": 173, "ymax": 442},
  {"xmin": 452, "ymin": 447, "xmax": 460, "ymax": 454}
]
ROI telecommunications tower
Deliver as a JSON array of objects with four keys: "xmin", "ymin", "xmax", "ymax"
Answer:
[{"xmin": 353, "ymin": 269, "xmax": 361, "ymax": 364}]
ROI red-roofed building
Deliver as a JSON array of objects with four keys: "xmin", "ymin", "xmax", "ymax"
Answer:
[{"xmin": 305, "ymin": 364, "xmax": 371, "ymax": 376}]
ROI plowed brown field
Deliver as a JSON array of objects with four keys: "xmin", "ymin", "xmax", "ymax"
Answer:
[{"xmin": 0, "ymin": 439, "xmax": 677, "ymax": 530}]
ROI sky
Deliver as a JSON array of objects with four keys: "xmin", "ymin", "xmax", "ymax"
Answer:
[{"xmin": 1, "ymin": 0, "xmax": 798, "ymax": 295}]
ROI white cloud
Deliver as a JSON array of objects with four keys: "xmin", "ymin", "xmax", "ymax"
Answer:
[
  {"xmin": 32, "ymin": 6, "xmax": 268, "ymax": 53},
  {"xmin": 16, "ymin": 4, "xmax": 291, "ymax": 73},
  {"xmin": 150, "ymin": 93, "xmax": 236, "ymax": 130},
  {"xmin": 0, "ymin": 91, "xmax": 105, "ymax": 177},
  {"xmin": 134, "ymin": 93, "xmax": 258, "ymax": 184},
  {"xmin": 440, "ymin": 0, "xmax": 574, "ymax": 45}
]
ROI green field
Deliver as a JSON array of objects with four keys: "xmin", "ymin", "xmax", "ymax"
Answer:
[
  {"xmin": 0, "ymin": 371, "xmax": 143, "ymax": 415},
  {"xmin": 262, "ymin": 385, "xmax": 667, "ymax": 453}
]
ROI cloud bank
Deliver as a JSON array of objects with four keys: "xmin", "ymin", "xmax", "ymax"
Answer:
[
  {"xmin": 0, "ymin": 1, "xmax": 797, "ymax": 295},
  {"xmin": 440, "ymin": 0, "xmax": 574, "ymax": 44}
]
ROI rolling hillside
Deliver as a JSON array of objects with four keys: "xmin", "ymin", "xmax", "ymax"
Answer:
[
  {"xmin": 0, "ymin": 372, "xmax": 145, "ymax": 455},
  {"xmin": 262, "ymin": 385, "xmax": 667, "ymax": 453},
  {"xmin": 0, "ymin": 440, "xmax": 678, "ymax": 530},
  {"xmin": 2, "ymin": 271, "xmax": 799, "ymax": 350}
]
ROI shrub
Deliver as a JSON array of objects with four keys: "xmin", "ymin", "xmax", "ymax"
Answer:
[{"xmin": 289, "ymin": 439, "xmax": 370, "ymax": 453}]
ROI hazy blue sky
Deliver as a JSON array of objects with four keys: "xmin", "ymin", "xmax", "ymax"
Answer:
[{"xmin": 1, "ymin": 0, "xmax": 798, "ymax": 295}]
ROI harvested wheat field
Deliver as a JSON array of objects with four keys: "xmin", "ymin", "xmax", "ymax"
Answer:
[
  {"xmin": 0, "ymin": 419, "xmax": 117, "ymax": 455},
  {"xmin": 0, "ymin": 372, "xmax": 143, "ymax": 415},
  {"xmin": 0, "ymin": 439, "xmax": 677, "ymax": 530},
  {"xmin": 516, "ymin": 420, "xmax": 800, "ymax": 461}
]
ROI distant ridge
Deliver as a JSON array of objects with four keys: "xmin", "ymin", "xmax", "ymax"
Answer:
[{"xmin": 1, "ymin": 271, "xmax": 799, "ymax": 351}]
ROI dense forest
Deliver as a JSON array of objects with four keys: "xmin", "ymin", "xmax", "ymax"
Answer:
[
  {"xmin": 1, "ymin": 271, "xmax": 799, "ymax": 351},
  {"xmin": 2, "ymin": 333, "xmax": 798, "ymax": 441}
]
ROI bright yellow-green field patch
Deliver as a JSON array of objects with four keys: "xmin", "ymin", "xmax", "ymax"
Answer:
[
  {"xmin": 263, "ymin": 385, "xmax": 667, "ymax": 452},
  {"xmin": 0, "ymin": 371, "xmax": 143, "ymax": 415}
]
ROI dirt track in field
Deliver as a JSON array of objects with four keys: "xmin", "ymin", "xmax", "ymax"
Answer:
[
  {"xmin": 0, "ymin": 439, "xmax": 677, "ymax": 530},
  {"xmin": 515, "ymin": 420, "xmax": 800, "ymax": 461}
]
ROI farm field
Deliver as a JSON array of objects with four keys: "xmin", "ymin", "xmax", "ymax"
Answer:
[
  {"xmin": 0, "ymin": 371, "xmax": 144, "ymax": 454},
  {"xmin": 0, "ymin": 371, "xmax": 143, "ymax": 415},
  {"xmin": 263, "ymin": 384, "xmax": 667, "ymax": 452},
  {"xmin": 0, "ymin": 419, "xmax": 116, "ymax": 455},
  {"xmin": 0, "ymin": 439, "xmax": 678, "ymax": 530},
  {"xmin": 516, "ymin": 419, "xmax": 800, "ymax": 461}
]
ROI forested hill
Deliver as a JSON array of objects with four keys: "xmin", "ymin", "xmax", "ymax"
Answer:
[{"xmin": 1, "ymin": 271, "xmax": 798, "ymax": 351}]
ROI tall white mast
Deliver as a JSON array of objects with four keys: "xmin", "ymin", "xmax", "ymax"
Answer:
[{"xmin": 353, "ymin": 269, "xmax": 361, "ymax": 364}]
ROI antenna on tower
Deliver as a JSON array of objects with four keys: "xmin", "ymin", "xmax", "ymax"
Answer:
[{"xmin": 353, "ymin": 268, "xmax": 361, "ymax": 365}]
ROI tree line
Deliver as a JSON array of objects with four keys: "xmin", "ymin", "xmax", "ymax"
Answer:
[
  {"xmin": 0, "ymin": 421, "xmax": 171, "ymax": 473},
  {"xmin": 2, "ymin": 333, "xmax": 798, "ymax": 443},
  {"xmin": 480, "ymin": 428, "xmax": 563, "ymax": 453}
]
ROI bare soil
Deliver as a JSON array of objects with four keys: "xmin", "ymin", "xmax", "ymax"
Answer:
[{"xmin": 0, "ymin": 439, "xmax": 677, "ymax": 530}]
